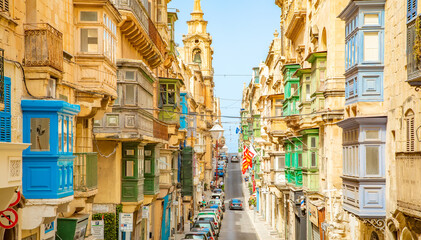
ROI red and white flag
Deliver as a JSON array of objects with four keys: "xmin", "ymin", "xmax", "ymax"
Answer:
[{"xmin": 242, "ymin": 145, "xmax": 256, "ymax": 174}]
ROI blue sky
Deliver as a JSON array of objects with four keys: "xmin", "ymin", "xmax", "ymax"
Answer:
[{"xmin": 168, "ymin": 0, "xmax": 280, "ymax": 153}]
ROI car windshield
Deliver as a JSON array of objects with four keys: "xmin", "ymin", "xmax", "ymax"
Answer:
[
  {"xmin": 184, "ymin": 234, "xmax": 206, "ymax": 239},
  {"xmin": 198, "ymin": 217, "xmax": 214, "ymax": 222},
  {"xmin": 193, "ymin": 223, "xmax": 213, "ymax": 230},
  {"xmin": 232, "ymin": 199, "xmax": 241, "ymax": 203},
  {"xmin": 213, "ymin": 189, "xmax": 222, "ymax": 193}
]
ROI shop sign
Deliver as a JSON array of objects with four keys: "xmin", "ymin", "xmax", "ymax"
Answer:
[
  {"xmin": 309, "ymin": 203, "xmax": 319, "ymax": 226},
  {"xmin": 142, "ymin": 206, "xmax": 149, "ymax": 219},
  {"xmin": 119, "ymin": 213, "xmax": 133, "ymax": 232},
  {"xmin": 91, "ymin": 220, "xmax": 104, "ymax": 239}
]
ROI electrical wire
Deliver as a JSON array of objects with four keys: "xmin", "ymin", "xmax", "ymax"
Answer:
[{"xmin": 4, "ymin": 58, "xmax": 52, "ymax": 99}]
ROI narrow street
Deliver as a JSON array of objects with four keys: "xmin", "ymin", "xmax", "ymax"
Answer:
[{"xmin": 218, "ymin": 161, "xmax": 259, "ymax": 240}]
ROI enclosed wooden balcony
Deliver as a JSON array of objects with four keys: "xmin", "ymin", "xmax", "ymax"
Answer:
[
  {"xmin": 115, "ymin": 0, "xmax": 166, "ymax": 68},
  {"xmin": 24, "ymin": 23, "xmax": 63, "ymax": 72},
  {"xmin": 396, "ymin": 152, "xmax": 421, "ymax": 217},
  {"xmin": 73, "ymin": 152, "xmax": 98, "ymax": 195}
]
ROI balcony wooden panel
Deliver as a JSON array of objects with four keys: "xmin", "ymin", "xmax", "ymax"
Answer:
[
  {"xmin": 153, "ymin": 119, "xmax": 169, "ymax": 141},
  {"xmin": 396, "ymin": 152, "xmax": 421, "ymax": 217},
  {"xmin": 24, "ymin": 23, "xmax": 63, "ymax": 72}
]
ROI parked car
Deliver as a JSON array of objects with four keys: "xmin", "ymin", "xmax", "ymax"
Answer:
[
  {"xmin": 211, "ymin": 192, "xmax": 224, "ymax": 201},
  {"xmin": 213, "ymin": 189, "xmax": 223, "ymax": 194},
  {"xmin": 209, "ymin": 199, "xmax": 225, "ymax": 212},
  {"xmin": 229, "ymin": 198, "xmax": 243, "ymax": 210},
  {"xmin": 191, "ymin": 227, "xmax": 215, "ymax": 240},
  {"xmin": 196, "ymin": 215, "xmax": 220, "ymax": 231},
  {"xmin": 208, "ymin": 205, "xmax": 224, "ymax": 218},
  {"xmin": 231, "ymin": 156, "xmax": 240, "ymax": 163},
  {"xmin": 184, "ymin": 231, "xmax": 207, "ymax": 240},
  {"xmin": 192, "ymin": 220, "xmax": 218, "ymax": 238},
  {"xmin": 198, "ymin": 211, "xmax": 221, "ymax": 224},
  {"xmin": 203, "ymin": 208, "xmax": 223, "ymax": 220}
]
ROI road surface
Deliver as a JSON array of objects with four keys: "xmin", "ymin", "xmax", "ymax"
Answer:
[{"xmin": 218, "ymin": 161, "xmax": 258, "ymax": 240}]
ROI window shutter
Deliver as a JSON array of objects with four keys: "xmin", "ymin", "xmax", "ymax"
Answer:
[
  {"xmin": 406, "ymin": 116, "xmax": 415, "ymax": 152},
  {"xmin": 0, "ymin": 77, "xmax": 11, "ymax": 142},
  {"xmin": 408, "ymin": 0, "xmax": 418, "ymax": 22},
  {"xmin": 0, "ymin": 0, "xmax": 7, "ymax": 12}
]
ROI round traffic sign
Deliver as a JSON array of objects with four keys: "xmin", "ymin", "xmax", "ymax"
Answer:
[
  {"xmin": 0, "ymin": 208, "xmax": 18, "ymax": 229},
  {"xmin": 8, "ymin": 191, "xmax": 21, "ymax": 208}
]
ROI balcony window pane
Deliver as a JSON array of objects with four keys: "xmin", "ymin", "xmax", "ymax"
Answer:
[
  {"xmin": 364, "ymin": 14, "xmax": 379, "ymax": 25},
  {"xmin": 311, "ymin": 137, "xmax": 316, "ymax": 148},
  {"xmin": 80, "ymin": 11, "xmax": 98, "ymax": 22},
  {"xmin": 145, "ymin": 159, "xmax": 151, "ymax": 174},
  {"xmin": 126, "ymin": 71, "xmax": 135, "ymax": 81},
  {"xmin": 298, "ymin": 154, "xmax": 302, "ymax": 167},
  {"xmin": 306, "ymin": 84, "xmax": 310, "ymax": 100},
  {"xmin": 363, "ymin": 32, "xmax": 379, "ymax": 61},
  {"xmin": 125, "ymin": 85, "xmax": 136, "ymax": 105},
  {"xmin": 275, "ymin": 106, "xmax": 282, "ymax": 116},
  {"xmin": 58, "ymin": 117, "xmax": 62, "ymax": 152},
  {"xmin": 115, "ymin": 85, "xmax": 122, "ymax": 105},
  {"xmin": 30, "ymin": 118, "xmax": 50, "ymax": 152},
  {"xmin": 366, "ymin": 146, "xmax": 379, "ymax": 175},
  {"xmin": 81, "ymin": 29, "xmax": 98, "ymax": 52},
  {"xmin": 355, "ymin": 146, "xmax": 359, "ymax": 175},
  {"xmin": 63, "ymin": 118, "xmax": 68, "ymax": 152},
  {"xmin": 126, "ymin": 161, "xmax": 134, "ymax": 177},
  {"xmin": 311, "ymin": 152, "xmax": 316, "ymax": 167}
]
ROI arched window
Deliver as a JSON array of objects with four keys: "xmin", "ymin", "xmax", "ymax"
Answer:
[{"xmin": 193, "ymin": 48, "xmax": 202, "ymax": 64}]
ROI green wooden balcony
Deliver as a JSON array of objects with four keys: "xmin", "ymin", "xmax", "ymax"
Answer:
[
  {"xmin": 144, "ymin": 176, "xmax": 159, "ymax": 195},
  {"xmin": 74, "ymin": 152, "xmax": 98, "ymax": 192}
]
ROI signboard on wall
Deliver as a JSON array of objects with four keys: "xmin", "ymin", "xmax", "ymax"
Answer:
[
  {"xmin": 309, "ymin": 203, "xmax": 319, "ymax": 226},
  {"xmin": 119, "ymin": 213, "xmax": 133, "ymax": 232},
  {"xmin": 91, "ymin": 220, "xmax": 104, "ymax": 240},
  {"xmin": 142, "ymin": 206, "xmax": 149, "ymax": 219}
]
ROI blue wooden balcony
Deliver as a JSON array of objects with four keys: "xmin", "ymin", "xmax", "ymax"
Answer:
[{"xmin": 22, "ymin": 100, "xmax": 80, "ymax": 199}]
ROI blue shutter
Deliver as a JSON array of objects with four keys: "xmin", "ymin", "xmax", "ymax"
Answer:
[
  {"xmin": 0, "ymin": 77, "xmax": 11, "ymax": 142},
  {"xmin": 408, "ymin": 0, "xmax": 418, "ymax": 22}
]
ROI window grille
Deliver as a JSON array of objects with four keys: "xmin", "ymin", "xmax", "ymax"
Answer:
[{"xmin": 0, "ymin": 0, "xmax": 9, "ymax": 12}]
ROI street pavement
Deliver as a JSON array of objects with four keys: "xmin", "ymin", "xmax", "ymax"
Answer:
[{"xmin": 218, "ymin": 161, "xmax": 259, "ymax": 240}]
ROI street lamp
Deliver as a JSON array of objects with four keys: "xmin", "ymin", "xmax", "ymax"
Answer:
[
  {"xmin": 209, "ymin": 123, "xmax": 224, "ymax": 139},
  {"xmin": 209, "ymin": 123, "xmax": 224, "ymax": 186}
]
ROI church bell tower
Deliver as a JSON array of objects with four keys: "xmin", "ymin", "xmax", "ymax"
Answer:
[{"xmin": 182, "ymin": 0, "xmax": 214, "ymax": 78}]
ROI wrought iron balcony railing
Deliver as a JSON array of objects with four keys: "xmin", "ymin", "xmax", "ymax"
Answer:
[
  {"xmin": 74, "ymin": 152, "xmax": 98, "ymax": 192},
  {"xmin": 24, "ymin": 23, "xmax": 63, "ymax": 72}
]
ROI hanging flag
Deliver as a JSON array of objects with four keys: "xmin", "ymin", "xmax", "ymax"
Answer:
[
  {"xmin": 242, "ymin": 145, "xmax": 256, "ymax": 174},
  {"xmin": 236, "ymin": 127, "xmax": 240, "ymax": 134}
]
